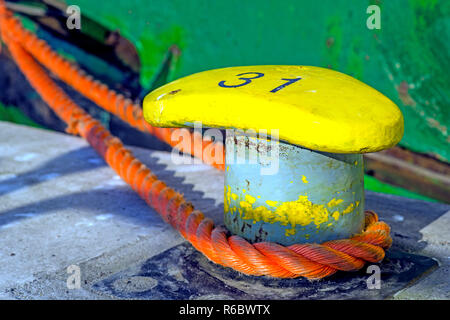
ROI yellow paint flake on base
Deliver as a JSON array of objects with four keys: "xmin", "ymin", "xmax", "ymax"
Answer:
[
  {"xmin": 301, "ymin": 175, "xmax": 309, "ymax": 183},
  {"xmin": 332, "ymin": 211, "xmax": 340, "ymax": 221},
  {"xmin": 275, "ymin": 195, "xmax": 330, "ymax": 227},
  {"xmin": 327, "ymin": 198, "xmax": 343, "ymax": 207},
  {"xmin": 224, "ymin": 186, "xmax": 230, "ymax": 213},
  {"xmin": 343, "ymin": 203, "xmax": 355, "ymax": 214},
  {"xmin": 245, "ymin": 194, "xmax": 256, "ymax": 204},
  {"xmin": 285, "ymin": 228, "xmax": 296, "ymax": 236},
  {"xmin": 265, "ymin": 200, "xmax": 278, "ymax": 207},
  {"xmin": 240, "ymin": 201, "xmax": 252, "ymax": 211},
  {"xmin": 236, "ymin": 192, "xmax": 361, "ymax": 236}
]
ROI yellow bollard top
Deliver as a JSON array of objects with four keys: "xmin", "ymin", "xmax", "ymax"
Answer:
[{"xmin": 143, "ymin": 66, "xmax": 404, "ymax": 153}]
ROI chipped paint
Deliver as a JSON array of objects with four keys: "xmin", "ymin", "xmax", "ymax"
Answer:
[
  {"xmin": 231, "ymin": 191, "xmax": 360, "ymax": 236},
  {"xmin": 327, "ymin": 198, "xmax": 343, "ymax": 207},
  {"xmin": 397, "ymin": 81, "xmax": 416, "ymax": 106},
  {"xmin": 332, "ymin": 211, "xmax": 340, "ymax": 221},
  {"xmin": 245, "ymin": 194, "xmax": 256, "ymax": 204},
  {"xmin": 265, "ymin": 200, "xmax": 278, "ymax": 207},
  {"xmin": 343, "ymin": 203, "xmax": 355, "ymax": 214}
]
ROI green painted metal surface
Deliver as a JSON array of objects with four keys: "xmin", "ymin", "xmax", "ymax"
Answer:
[
  {"xmin": 364, "ymin": 175, "xmax": 437, "ymax": 202},
  {"xmin": 70, "ymin": 0, "xmax": 450, "ymax": 163}
]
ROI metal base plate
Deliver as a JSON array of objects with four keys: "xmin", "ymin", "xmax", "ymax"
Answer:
[{"xmin": 92, "ymin": 243, "xmax": 437, "ymax": 300}]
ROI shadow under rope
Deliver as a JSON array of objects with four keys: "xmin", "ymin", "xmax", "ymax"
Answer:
[
  {"xmin": 0, "ymin": 145, "xmax": 223, "ymax": 231},
  {"xmin": 0, "ymin": 187, "xmax": 168, "ymax": 230},
  {"xmin": 139, "ymin": 150, "xmax": 224, "ymax": 225},
  {"xmin": 0, "ymin": 146, "xmax": 105, "ymax": 197}
]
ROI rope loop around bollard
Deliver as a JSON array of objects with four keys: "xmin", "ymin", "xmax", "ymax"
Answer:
[{"xmin": 0, "ymin": 2, "xmax": 392, "ymax": 279}]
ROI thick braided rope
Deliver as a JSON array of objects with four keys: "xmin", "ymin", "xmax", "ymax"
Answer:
[
  {"xmin": 0, "ymin": 8, "xmax": 225, "ymax": 171},
  {"xmin": 0, "ymin": 7, "xmax": 392, "ymax": 279}
]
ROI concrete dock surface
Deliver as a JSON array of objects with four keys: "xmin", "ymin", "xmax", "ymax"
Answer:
[{"xmin": 0, "ymin": 121, "xmax": 449, "ymax": 299}]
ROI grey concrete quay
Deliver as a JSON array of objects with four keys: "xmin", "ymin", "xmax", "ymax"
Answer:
[{"xmin": 0, "ymin": 121, "xmax": 448, "ymax": 299}]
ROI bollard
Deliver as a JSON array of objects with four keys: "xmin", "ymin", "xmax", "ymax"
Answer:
[{"xmin": 143, "ymin": 65, "xmax": 404, "ymax": 246}]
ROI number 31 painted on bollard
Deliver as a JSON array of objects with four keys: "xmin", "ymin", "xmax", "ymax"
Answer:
[{"xmin": 218, "ymin": 72, "xmax": 302, "ymax": 93}]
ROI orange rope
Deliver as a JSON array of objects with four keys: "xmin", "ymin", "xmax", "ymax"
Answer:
[
  {"xmin": 0, "ymin": 4, "xmax": 392, "ymax": 279},
  {"xmin": 0, "ymin": 8, "xmax": 225, "ymax": 171}
]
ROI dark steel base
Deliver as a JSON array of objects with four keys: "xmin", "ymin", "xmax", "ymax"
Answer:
[{"xmin": 92, "ymin": 243, "xmax": 437, "ymax": 300}]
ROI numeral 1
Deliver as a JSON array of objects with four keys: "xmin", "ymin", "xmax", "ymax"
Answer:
[{"xmin": 270, "ymin": 77, "xmax": 302, "ymax": 93}]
